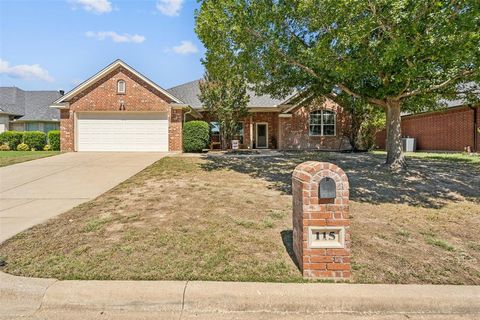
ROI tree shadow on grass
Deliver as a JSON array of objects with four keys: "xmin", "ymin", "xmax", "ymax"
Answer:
[
  {"xmin": 280, "ymin": 229, "xmax": 300, "ymax": 271},
  {"xmin": 200, "ymin": 151, "xmax": 480, "ymax": 209}
]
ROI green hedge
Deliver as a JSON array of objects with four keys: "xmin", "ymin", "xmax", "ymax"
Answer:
[
  {"xmin": 23, "ymin": 131, "xmax": 47, "ymax": 150},
  {"xmin": 0, "ymin": 131, "xmax": 24, "ymax": 150},
  {"xmin": 48, "ymin": 130, "xmax": 60, "ymax": 151},
  {"xmin": 183, "ymin": 121, "xmax": 210, "ymax": 152}
]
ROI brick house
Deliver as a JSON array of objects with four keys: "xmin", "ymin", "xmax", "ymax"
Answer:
[
  {"xmin": 51, "ymin": 60, "xmax": 350, "ymax": 152},
  {"xmin": 0, "ymin": 88, "xmax": 61, "ymax": 134},
  {"xmin": 376, "ymin": 104, "xmax": 480, "ymax": 152}
]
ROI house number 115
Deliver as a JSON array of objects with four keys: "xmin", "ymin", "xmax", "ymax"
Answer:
[{"xmin": 315, "ymin": 231, "xmax": 336, "ymax": 241}]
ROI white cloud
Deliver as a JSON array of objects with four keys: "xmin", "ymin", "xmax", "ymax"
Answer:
[
  {"xmin": 169, "ymin": 41, "xmax": 198, "ymax": 55},
  {"xmin": 70, "ymin": 0, "xmax": 112, "ymax": 14},
  {"xmin": 86, "ymin": 31, "xmax": 145, "ymax": 43},
  {"xmin": 156, "ymin": 0, "xmax": 183, "ymax": 16},
  {"xmin": 0, "ymin": 59, "xmax": 54, "ymax": 82}
]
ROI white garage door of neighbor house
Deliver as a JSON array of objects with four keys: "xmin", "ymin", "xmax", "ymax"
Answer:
[{"xmin": 77, "ymin": 113, "xmax": 169, "ymax": 152}]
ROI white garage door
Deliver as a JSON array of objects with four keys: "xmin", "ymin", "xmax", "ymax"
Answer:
[{"xmin": 77, "ymin": 113, "xmax": 169, "ymax": 152}]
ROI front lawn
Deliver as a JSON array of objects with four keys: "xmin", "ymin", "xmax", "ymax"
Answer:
[
  {"xmin": 372, "ymin": 150, "xmax": 480, "ymax": 164},
  {"xmin": 0, "ymin": 151, "xmax": 61, "ymax": 167},
  {"xmin": 1, "ymin": 152, "xmax": 479, "ymax": 284}
]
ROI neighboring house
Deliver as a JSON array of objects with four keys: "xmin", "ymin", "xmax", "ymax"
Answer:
[
  {"xmin": 51, "ymin": 59, "xmax": 350, "ymax": 152},
  {"xmin": 376, "ymin": 101, "xmax": 480, "ymax": 152},
  {"xmin": 0, "ymin": 87, "xmax": 62, "ymax": 133}
]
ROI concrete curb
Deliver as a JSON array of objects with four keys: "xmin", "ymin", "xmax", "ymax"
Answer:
[
  {"xmin": 1, "ymin": 272, "xmax": 479, "ymax": 317},
  {"xmin": 0, "ymin": 272, "xmax": 57, "ymax": 318},
  {"xmin": 42, "ymin": 280, "xmax": 186, "ymax": 312},
  {"xmin": 183, "ymin": 281, "xmax": 480, "ymax": 314}
]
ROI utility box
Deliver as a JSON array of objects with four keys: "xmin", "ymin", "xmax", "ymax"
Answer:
[
  {"xmin": 402, "ymin": 137, "xmax": 417, "ymax": 152},
  {"xmin": 292, "ymin": 161, "xmax": 351, "ymax": 281}
]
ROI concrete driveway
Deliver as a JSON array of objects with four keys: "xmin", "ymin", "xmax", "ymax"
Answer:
[{"xmin": 0, "ymin": 152, "xmax": 168, "ymax": 242}]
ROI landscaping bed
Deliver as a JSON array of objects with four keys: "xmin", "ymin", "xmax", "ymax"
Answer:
[
  {"xmin": 0, "ymin": 152, "xmax": 479, "ymax": 284},
  {"xmin": 0, "ymin": 151, "xmax": 61, "ymax": 167}
]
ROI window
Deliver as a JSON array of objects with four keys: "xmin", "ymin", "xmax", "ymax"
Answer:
[
  {"xmin": 209, "ymin": 122, "xmax": 244, "ymax": 144},
  {"xmin": 44, "ymin": 122, "xmax": 59, "ymax": 133},
  {"xmin": 309, "ymin": 110, "xmax": 336, "ymax": 136},
  {"xmin": 210, "ymin": 122, "xmax": 220, "ymax": 143},
  {"xmin": 117, "ymin": 80, "xmax": 126, "ymax": 94},
  {"xmin": 25, "ymin": 122, "xmax": 60, "ymax": 133},
  {"xmin": 26, "ymin": 122, "xmax": 40, "ymax": 131}
]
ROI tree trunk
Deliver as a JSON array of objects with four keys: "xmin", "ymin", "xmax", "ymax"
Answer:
[{"xmin": 385, "ymin": 100, "xmax": 406, "ymax": 170}]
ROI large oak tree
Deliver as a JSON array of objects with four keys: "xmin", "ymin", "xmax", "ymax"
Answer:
[{"xmin": 195, "ymin": 0, "xmax": 479, "ymax": 169}]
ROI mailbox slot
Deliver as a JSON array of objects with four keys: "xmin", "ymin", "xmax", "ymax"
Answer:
[{"xmin": 318, "ymin": 177, "xmax": 336, "ymax": 203}]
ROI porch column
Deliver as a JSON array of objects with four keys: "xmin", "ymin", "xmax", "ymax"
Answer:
[
  {"xmin": 278, "ymin": 116, "xmax": 282, "ymax": 150},
  {"xmin": 249, "ymin": 115, "xmax": 254, "ymax": 149}
]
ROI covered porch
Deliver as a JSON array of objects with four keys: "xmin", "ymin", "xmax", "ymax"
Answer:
[{"xmin": 208, "ymin": 112, "xmax": 280, "ymax": 150}]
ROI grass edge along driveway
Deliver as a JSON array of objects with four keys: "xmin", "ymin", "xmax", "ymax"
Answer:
[{"xmin": 0, "ymin": 151, "xmax": 61, "ymax": 167}]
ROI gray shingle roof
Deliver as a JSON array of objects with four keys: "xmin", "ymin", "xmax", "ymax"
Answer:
[
  {"xmin": 0, "ymin": 87, "xmax": 61, "ymax": 121},
  {"xmin": 0, "ymin": 87, "xmax": 25, "ymax": 116},
  {"xmin": 167, "ymin": 79, "xmax": 287, "ymax": 109},
  {"xmin": 439, "ymin": 82, "xmax": 480, "ymax": 108}
]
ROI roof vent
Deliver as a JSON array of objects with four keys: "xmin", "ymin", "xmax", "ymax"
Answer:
[{"xmin": 59, "ymin": 90, "xmax": 65, "ymax": 96}]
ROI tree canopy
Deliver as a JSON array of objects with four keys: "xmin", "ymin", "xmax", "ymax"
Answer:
[{"xmin": 196, "ymin": 0, "xmax": 480, "ymax": 168}]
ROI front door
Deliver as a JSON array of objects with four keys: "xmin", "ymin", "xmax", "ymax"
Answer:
[{"xmin": 256, "ymin": 123, "xmax": 268, "ymax": 148}]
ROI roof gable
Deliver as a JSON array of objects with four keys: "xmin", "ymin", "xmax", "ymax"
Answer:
[{"xmin": 54, "ymin": 60, "xmax": 183, "ymax": 105}]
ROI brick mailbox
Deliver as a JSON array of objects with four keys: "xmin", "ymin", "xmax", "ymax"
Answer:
[{"xmin": 292, "ymin": 161, "xmax": 350, "ymax": 280}]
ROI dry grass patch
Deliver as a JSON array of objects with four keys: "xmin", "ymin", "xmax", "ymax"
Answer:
[
  {"xmin": 0, "ymin": 157, "xmax": 301, "ymax": 282},
  {"xmin": 1, "ymin": 152, "xmax": 479, "ymax": 284}
]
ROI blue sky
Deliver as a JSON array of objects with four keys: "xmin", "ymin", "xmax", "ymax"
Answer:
[{"xmin": 0, "ymin": 0, "xmax": 205, "ymax": 91}]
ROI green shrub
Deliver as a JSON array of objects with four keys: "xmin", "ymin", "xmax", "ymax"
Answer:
[
  {"xmin": 48, "ymin": 130, "xmax": 60, "ymax": 151},
  {"xmin": 43, "ymin": 144, "xmax": 52, "ymax": 151},
  {"xmin": 183, "ymin": 121, "xmax": 210, "ymax": 152},
  {"xmin": 17, "ymin": 143, "xmax": 29, "ymax": 151},
  {"xmin": 0, "ymin": 143, "xmax": 10, "ymax": 151},
  {"xmin": 23, "ymin": 131, "xmax": 47, "ymax": 150},
  {"xmin": 0, "ymin": 131, "xmax": 24, "ymax": 149}
]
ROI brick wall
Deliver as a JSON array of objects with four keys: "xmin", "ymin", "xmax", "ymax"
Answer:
[
  {"xmin": 60, "ymin": 66, "xmax": 180, "ymax": 151},
  {"xmin": 169, "ymin": 108, "xmax": 183, "ymax": 151},
  {"xmin": 376, "ymin": 106, "xmax": 479, "ymax": 152},
  {"xmin": 292, "ymin": 161, "xmax": 351, "ymax": 280},
  {"xmin": 202, "ymin": 99, "xmax": 350, "ymax": 151},
  {"xmin": 60, "ymin": 109, "xmax": 74, "ymax": 151},
  {"xmin": 476, "ymin": 106, "xmax": 480, "ymax": 152},
  {"xmin": 279, "ymin": 97, "xmax": 350, "ymax": 150}
]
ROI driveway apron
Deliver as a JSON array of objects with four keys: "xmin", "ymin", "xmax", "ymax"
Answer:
[{"xmin": 0, "ymin": 152, "xmax": 167, "ymax": 242}]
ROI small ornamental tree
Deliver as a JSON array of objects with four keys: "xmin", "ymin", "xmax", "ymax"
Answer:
[
  {"xmin": 199, "ymin": 72, "xmax": 249, "ymax": 149},
  {"xmin": 183, "ymin": 121, "xmax": 210, "ymax": 152},
  {"xmin": 196, "ymin": 0, "xmax": 480, "ymax": 169}
]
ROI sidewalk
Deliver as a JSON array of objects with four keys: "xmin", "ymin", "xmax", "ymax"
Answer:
[{"xmin": 1, "ymin": 272, "xmax": 479, "ymax": 319}]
